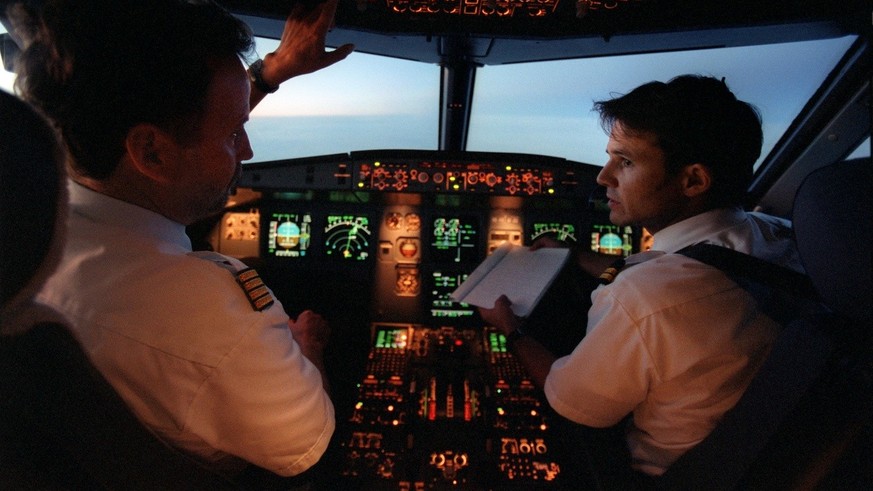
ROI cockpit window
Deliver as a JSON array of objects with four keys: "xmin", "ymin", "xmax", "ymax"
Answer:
[
  {"xmin": 467, "ymin": 35, "xmax": 859, "ymax": 169},
  {"xmin": 1, "ymin": 27, "xmax": 859, "ymax": 166},
  {"xmin": 0, "ymin": 26, "xmax": 13, "ymax": 93},
  {"xmin": 847, "ymin": 137, "xmax": 871, "ymax": 159},
  {"xmin": 247, "ymin": 37, "xmax": 440, "ymax": 162}
]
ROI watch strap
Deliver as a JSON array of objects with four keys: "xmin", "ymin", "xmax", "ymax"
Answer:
[{"xmin": 249, "ymin": 59, "xmax": 279, "ymax": 94}]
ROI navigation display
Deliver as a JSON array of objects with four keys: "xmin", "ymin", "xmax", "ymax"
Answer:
[
  {"xmin": 530, "ymin": 221, "xmax": 578, "ymax": 244},
  {"xmin": 324, "ymin": 214, "xmax": 372, "ymax": 261}
]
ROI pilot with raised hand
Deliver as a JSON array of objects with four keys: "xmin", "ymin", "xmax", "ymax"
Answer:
[{"xmin": 15, "ymin": 0, "xmax": 352, "ymax": 481}]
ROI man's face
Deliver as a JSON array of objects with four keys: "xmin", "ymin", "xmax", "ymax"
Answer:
[
  {"xmin": 169, "ymin": 57, "xmax": 254, "ymax": 225},
  {"xmin": 596, "ymin": 122, "xmax": 689, "ymax": 234}
]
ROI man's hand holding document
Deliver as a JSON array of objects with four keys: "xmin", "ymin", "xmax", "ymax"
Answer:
[{"xmin": 450, "ymin": 242, "xmax": 570, "ymax": 317}]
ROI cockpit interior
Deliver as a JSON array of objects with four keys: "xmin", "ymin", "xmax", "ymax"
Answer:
[{"xmin": 1, "ymin": 0, "xmax": 870, "ymax": 489}]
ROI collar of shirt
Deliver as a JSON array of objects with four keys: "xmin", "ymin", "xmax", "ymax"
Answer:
[
  {"xmin": 67, "ymin": 180, "xmax": 192, "ymax": 252},
  {"xmin": 650, "ymin": 207, "xmax": 747, "ymax": 253}
]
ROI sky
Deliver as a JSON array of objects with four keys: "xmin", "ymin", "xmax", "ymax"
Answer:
[
  {"xmin": 467, "ymin": 39, "xmax": 853, "ymax": 165},
  {"xmin": 2, "ymin": 25, "xmax": 863, "ymax": 167},
  {"xmin": 244, "ymin": 34, "xmax": 861, "ymax": 167}
]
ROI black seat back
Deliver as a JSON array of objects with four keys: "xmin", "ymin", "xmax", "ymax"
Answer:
[
  {"xmin": 792, "ymin": 158, "xmax": 872, "ymax": 336},
  {"xmin": 658, "ymin": 158, "xmax": 873, "ymax": 490}
]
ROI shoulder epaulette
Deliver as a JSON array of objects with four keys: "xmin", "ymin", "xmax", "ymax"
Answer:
[
  {"xmin": 234, "ymin": 268, "xmax": 275, "ymax": 312},
  {"xmin": 598, "ymin": 258, "xmax": 627, "ymax": 285}
]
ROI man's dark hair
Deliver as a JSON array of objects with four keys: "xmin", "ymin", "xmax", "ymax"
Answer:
[
  {"xmin": 15, "ymin": 0, "xmax": 255, "ymax": 179},
  {"xmin": 593, "ymin": 74, "xmax": 763, "ymax": 208}
]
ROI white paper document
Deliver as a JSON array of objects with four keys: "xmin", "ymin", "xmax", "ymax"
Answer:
[{"xmin": 450, "ymin": 242, "xmax": 570, "ymax": 317}]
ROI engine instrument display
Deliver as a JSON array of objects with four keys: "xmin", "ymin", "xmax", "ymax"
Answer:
[
  {"xmin": 430, "ymin": 215, "xmax": 480, "ymax": 264},
  {"xmin": 429, "ymin": 270, "xmax": 474, "ymax": 320}
]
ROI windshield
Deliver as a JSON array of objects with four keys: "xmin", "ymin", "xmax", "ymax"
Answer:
[
  {"xmin": 467, "ymin": 36, "xmax": 859, "ymax": 169},
  {"xmin": 247, "ymin": 38, "xmax": 440, "ymax": 161},
  {"xmin": 2, "ymin": 27, "xmax": 863, "ymax": 166}
]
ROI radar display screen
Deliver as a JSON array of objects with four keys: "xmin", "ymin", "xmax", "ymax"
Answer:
[
  {"xmin": 430, "ymin": 215, "xmax": 480, "ymax": 264},
  {"xmin": 324, "ymin": 214, "xmax": 372, "ymax": 261},
  {"xmin": 266, "ymin": 211, "xmax": 313, "ymax": 258}
]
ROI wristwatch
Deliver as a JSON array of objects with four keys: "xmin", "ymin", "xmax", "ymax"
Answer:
[
  {"xmin": 505, "ymin": 327, "xmax": 527, "ymax": 347},
  {"xmin": 248, "ymin": 59, "xmax": 279, "ymax": 94}
]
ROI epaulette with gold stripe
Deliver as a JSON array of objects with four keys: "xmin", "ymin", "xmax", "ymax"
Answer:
[
  {"xmin": 235, "ymin": 268, "xmax": 275, "ymax": 311},
  {"xmin": 598, "ymin": 258, "xmax": 627, "ymax": 285}
]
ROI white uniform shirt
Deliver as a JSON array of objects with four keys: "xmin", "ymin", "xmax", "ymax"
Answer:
[
  {"xmin": 543, "ymin": 208, "xmax": 801, "ymax": 476},
  {"xmin": 37, "ymin": 182, "xmax": 335, "ymax": 477}
]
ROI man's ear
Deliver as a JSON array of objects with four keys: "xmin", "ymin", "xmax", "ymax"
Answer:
[
  {"xmin": 125, "ymin": 124, "xmax": 175, "ymax": 183},
  {"xmin": 680, "ymin": 163, "xmax": 712, "ymax": 198}
]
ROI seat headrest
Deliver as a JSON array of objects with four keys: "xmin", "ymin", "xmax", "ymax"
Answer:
[
  {"xmin": 0, "ymin": 91, "xmax": 66, "ymax": 322},
  {"xmin": 792, "ymin": 158, "xmax": 872, "ymax": 327}
]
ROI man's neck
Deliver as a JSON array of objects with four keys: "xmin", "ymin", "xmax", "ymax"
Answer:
[{"xmin": 71, "ymin": 174, "xmax": 178, "ymax": 225}]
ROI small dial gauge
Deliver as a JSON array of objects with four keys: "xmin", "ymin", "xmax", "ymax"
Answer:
[
  {"xmin": 324, "ymin": 215, "xmax": 371, "ymax": 261},
  {"xmin": 385, "ymin": 212, "xmax": 402, "ymax": 230},
  {"xmin": 404, "ymin": 213, "xmax": 421, "ymax": 232}
]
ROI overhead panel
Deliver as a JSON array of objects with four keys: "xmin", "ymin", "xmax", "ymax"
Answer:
[{"xmin": 227, "ymin": 0, "xmax": 866, "ymax": 65}]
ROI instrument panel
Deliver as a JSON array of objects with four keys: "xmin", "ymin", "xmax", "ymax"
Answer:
[
  {"xmin": 236, "ymin": 150, "xmax": 591, "ymax": 198},
  {"xmin": 332, "ymin": 323, "xmax": 564, "ymax": 489},
  {"xmin": 356, "ymin": 159, "xmax": 560, "ymax": 195},
  {"xmin": 217, "ymin": 151, "xmax": 641, "ymax": 488}
]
